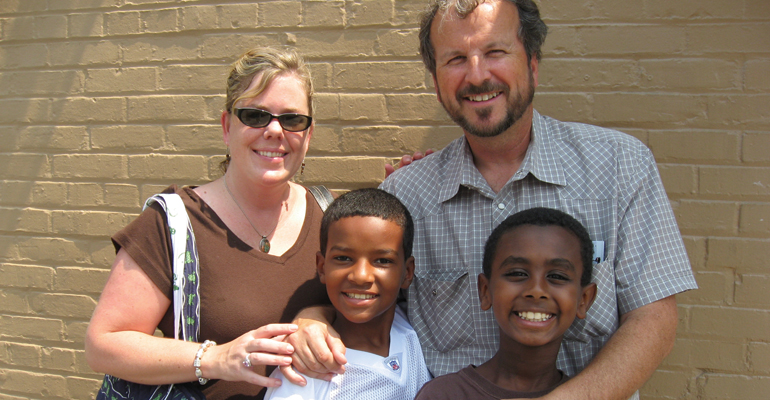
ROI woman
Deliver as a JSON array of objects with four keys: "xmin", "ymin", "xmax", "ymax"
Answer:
[{"xmin": 85, "ymin": 47, "xmax": 329, "ymax": 399}]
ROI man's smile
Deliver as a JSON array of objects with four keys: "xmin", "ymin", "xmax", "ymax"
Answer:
[{"xmin": 467, "ymin": 92, "xmax": 502, "ymax": 102}]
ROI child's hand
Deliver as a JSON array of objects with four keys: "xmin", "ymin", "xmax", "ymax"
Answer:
[{"xmin": 281, "ymin": 307, "xmax": 347, "ymax": 386}]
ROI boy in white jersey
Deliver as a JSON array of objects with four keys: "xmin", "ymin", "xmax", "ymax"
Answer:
[{"xmin": 265, "ymin": 188, "xmax": 431, "ymax": 400}]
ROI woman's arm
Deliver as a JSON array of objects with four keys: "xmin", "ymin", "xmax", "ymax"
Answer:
[{"xmin": 86, "ymin": 249, "xmax": 297, "ymax": 387}]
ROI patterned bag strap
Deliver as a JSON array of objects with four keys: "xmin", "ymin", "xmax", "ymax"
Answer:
[
  {"xmin": 308, "ymin": 185, "xmax": 334, "ymax": 212},
  {"xmin": 144, "ymin": 193, "xmax": 201, "ymax": 342}
]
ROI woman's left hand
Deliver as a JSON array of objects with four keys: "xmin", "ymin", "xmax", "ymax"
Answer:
[{"xmin": 204, "ymin": 323, "xmax": 298, "ymax": 387}]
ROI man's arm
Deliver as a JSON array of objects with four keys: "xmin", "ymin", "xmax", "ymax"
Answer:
[{"xmin": 539, "ymin": 295, "xmax": 678, "ymax": 400}]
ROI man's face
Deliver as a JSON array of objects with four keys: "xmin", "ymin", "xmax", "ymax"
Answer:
[{"xmin": 430, "ymin": 0, "xmax": 538, "ymax": 138}]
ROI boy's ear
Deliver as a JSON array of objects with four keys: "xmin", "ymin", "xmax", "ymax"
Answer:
[
  {"xmin": 478, "ymin": 273, "xmax": 492, "ymax": 311},
  {"xmin": 316, "ymin": 251, "xmax": 326, "ymax": 284},
  {"xmin": 576, "ymin": 282, "xmax": 597, "ymax": 319},
  {"xmin": 400, "ymin": 256, "xmax": 416, "ymax": 289}
]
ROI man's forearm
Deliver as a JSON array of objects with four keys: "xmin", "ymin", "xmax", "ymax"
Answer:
[{"xmin": 544, "ymin": 295, "xmax": 679, "ymax": 400}]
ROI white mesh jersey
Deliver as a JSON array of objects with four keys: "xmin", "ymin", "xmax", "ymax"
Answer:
[{"xmin": 265, "ymin": 307, "xmax": 432, "ymax": 400}]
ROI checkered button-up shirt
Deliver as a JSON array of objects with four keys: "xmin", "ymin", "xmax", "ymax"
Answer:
[{"xmin": 381, "ymin": 110, "xmax": 697, "ymax": 382}]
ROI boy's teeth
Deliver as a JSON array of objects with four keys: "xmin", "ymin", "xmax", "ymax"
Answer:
[
  {"xmin": 258, "ymin": 151, "xmax": 284, "ymax": 157},
  {"xmin": 518, "ymin": 311, "xmax": 553, "ymax": 322},
  {"xmin": 346, "ymin": 293, "xmax": 376, "ymax": 300}
]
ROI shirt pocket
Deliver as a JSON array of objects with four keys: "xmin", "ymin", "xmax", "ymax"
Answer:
[
  {"xmin": 563, "ymin": 259, "xmax": 618, "ymax": 343},
  {"xmin": 410, "ymin": 269, "xmax": 476, "ymax": 353}
]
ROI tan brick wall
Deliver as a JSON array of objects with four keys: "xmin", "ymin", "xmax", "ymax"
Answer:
[{"xmin": 0, "ymin": 1, "xmax": 767, "ymax": 398}]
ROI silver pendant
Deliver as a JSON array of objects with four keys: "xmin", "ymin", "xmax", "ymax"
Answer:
[{"xmin": 259, "ymin": 236, "xmax": 270, "ymax": 253}]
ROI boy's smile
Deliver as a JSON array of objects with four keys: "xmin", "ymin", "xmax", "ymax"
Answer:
[
  {"xmin": 318, "ymin": 216, "xmax": 415, "ymax": 326},
  {"xmin": 479, "ymin": 224, "xmax": 596, "ymax": 349}
]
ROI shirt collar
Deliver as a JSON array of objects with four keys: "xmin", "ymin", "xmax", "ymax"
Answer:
[
  {"xmin": 520, "ymin": 110, "xmax": 566, "ymax": 186},
  {"xmin": 437, "ymin": 136, "xmax": 479, "ymax": 203},
  {"xmin": 437, "ymin": 110, "xmax": 566, "ymax": 203}
]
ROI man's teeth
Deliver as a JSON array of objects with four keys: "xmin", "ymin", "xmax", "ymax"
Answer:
[
  {"xmin": 258, "ymin": 151, "xmax": 285, "ymax": 157},
  {"xmin": 468, "ymin": 93, "xmax": 499, "ymax": 102},
  {"xmin": 517, "ymin": 312, "xmax": 553, "ymax": 322},
  {"xmin": 345, "ymin": 293, "xmax": 376, "ymax": 300}
]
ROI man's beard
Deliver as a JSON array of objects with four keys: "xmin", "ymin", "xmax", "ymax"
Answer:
[{"xmin": 439, "ymin": 71, "xmax": 535, "ymax": 138}]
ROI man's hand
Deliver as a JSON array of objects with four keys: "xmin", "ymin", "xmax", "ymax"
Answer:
[
  {"xmin": 512, "ymin": 296, "xmax": 679, "ymax": 400},
  {"xmin": 281, "ymin": 306, "xmax": 347, "ymax": 386},
  {"xmin": 385, "ymin": 149, "xmax": 435, "ymax": 178}
]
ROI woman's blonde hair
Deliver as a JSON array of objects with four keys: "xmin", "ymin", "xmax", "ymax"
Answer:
[{"xmin": 221, "ymin": 47, "xmax": 313, "ymax": 172}]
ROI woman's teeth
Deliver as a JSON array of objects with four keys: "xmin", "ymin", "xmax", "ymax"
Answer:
[{"xmin": 258, "ymin": 151, "xmax": 285, "ymax": 157}]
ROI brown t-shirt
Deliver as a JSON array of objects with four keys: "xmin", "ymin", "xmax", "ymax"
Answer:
[
  {"xmin": 112, "ymin": 185, "xmax": 329, "ymax": 400},
  {"xmin": 414, "ymin": 365, "xmax": 569, "ymax": 400}
]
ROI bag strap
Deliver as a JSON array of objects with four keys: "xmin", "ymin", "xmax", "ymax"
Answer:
[
  {"xmin": 144, "ymin": 193, "xmax": 201, "ymax": 342},
  {"xmin": 308, "ymin": 185, "xmax": 334, "ymax": 212}
]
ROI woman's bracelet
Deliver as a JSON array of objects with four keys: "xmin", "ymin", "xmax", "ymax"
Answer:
[{"xmin": 193, "ymin": 340, "xmax": 216, "ymax": 385}]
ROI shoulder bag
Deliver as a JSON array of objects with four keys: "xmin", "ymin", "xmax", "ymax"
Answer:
[{"xmin": 96, "ymin": 193, "xmax": 206, "ymax": 400}]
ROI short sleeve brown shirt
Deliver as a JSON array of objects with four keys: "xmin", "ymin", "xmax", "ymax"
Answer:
[{"xmin": 112, "ymin": 185, "xmax": 329, "ymax": 399}]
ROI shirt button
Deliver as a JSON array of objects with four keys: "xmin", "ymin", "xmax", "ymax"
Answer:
[
  {"xmin": 432, "ymin": 289, "xmax": 437, "ymax": 296},
  {"xmin": 497, "ymin": 203, "xmax": 505, "ymax": 210}
]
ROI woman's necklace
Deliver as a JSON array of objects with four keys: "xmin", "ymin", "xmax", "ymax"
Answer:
[{"xmin": 222, "ymin": 176, "xmax": 288, "ymax": 254}]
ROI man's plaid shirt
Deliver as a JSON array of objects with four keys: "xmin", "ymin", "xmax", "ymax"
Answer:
[{"xmin": 381, "ymin": 110, "xmax": 697, "ymax": 382}]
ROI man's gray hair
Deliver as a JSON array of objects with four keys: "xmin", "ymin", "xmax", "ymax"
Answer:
[{"xmin": 418, "ymin": 0, "xmax": 548, "ymax": 75}]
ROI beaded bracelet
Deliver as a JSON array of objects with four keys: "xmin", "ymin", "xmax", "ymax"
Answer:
[{"xmin": 193, "ymin": 340, "xmax": 216, "ymax": 385}]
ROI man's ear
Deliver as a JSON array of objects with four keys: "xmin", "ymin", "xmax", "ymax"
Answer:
[
  {"xmin": 478, "ymin": 273, "xmax": 492, "ymax": 311},
  {"xmin": 401, "ymin": 256, "xmax": 416, "ymax": 289},
  {"xmin": 530, "ymin": 56, "xmax": 539, "ymax": 88},
  {"xmin": 316, "ymin": 251, "xmax": 326, "ymax": 284},
  {"xmin": 577, "ymin": 282, "xmax": 597, "ymax": 319}
]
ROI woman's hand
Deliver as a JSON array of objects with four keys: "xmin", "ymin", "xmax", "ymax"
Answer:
[
  {"xmin": 280, "ymin": 306, "xmax": 347, "ymax": 386},
  {"xmin": 86, "ymin": 249, "xmax": 302, "ymax": 387},
  {"xmin": 204, "ymin": 323, "xmax": 298, "ymax": 387}
]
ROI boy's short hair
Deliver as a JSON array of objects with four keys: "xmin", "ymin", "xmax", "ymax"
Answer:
[
  {"xmin": 482, "ymin": 207, "xmax": 594, "ymax": 286},
  {"xmin": 320, "ymin": 188, "xmax": 414, "ymax": 259}
]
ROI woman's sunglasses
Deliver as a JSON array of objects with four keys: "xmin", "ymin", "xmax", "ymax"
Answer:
[{"xmin": 234, "ymin": 108, "xmax": 312, "ymax": 132}]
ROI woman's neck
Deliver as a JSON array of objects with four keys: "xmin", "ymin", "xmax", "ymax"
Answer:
[
  {"xmin": 194, "ymin": 171, "xmax": 307, "ymax": 256},
  {"xmin": 224, "ymin": 169, "xmax": 292, "ymax": 211}
]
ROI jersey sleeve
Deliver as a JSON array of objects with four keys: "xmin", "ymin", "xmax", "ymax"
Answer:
[{"xmin": 264, "ymin": 367, "xmax": 329, "ymax": 400}]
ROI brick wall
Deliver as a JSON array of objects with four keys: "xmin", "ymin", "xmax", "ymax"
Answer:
[{"xmin": 0, "ymin": 1, "xmax": 767, "ymax": 399}]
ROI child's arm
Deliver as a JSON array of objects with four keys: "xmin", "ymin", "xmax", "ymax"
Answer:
[{"xmin": 282, "ymin": 305, "xmax": 348, "ymax": 386}]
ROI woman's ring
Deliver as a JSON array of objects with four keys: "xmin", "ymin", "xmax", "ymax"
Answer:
[{"xmin": 243, "ymin": 355, "xmax": 252, "ymax": 368}]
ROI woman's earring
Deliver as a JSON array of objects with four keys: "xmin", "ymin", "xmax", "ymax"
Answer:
[
  {"xmin": 300, "ymin": 161, "xmax": 305, "ymax": 176},
  {"xmin": 225, "ymin": 146, "xmax": 231, "ymax": 160}
]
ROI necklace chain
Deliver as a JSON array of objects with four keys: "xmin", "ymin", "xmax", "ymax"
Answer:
[{"xmin": 222, "ymin": 175, "xmax": 285, "ymax": 253}]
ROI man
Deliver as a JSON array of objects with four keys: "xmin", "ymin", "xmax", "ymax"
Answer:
[{"xmin": 288, "ymin": 1, "xmax": 697, "ymax": 399}]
